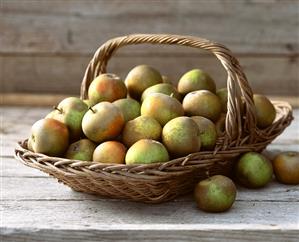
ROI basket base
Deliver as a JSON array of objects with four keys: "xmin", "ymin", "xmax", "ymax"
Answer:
[{"xmin": 52, "ymin": 162, "xmax": 234, "ymax": 204}]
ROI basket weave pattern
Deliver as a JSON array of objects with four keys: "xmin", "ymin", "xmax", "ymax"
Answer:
[{"xmin": 15, "ymin": 34, "xmax": 293, "ymax": 203}]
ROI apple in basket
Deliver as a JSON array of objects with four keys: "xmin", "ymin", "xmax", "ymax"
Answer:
[
  {"xmin": 65, "ymin": 139, "xmax": 96, "ymax": 161},
  {"xmin": 141, "ymin": 83, "xmax": 181, "ymax": 102},
  {"xmin": 46, "ymin": 97, "xmax": 88, "ymax": 141},
  {"xmin": 27, "ymin": 66, "xmax": 277, "ymax": 168},
  {"xmin": 253, "ymin": 94, "xmax": 276, "ymax": 129},
  {"xmin": 191, "ymin": 116, "xmax": 217, "ymax": 150},
  {"xmin": 216, "ymin": 87, "xmax": 228, "ymax": 113},
  {"xmin": 183, "ymin": 90, "xmax": 222, "ymax": 122},
  {"xmin": 125, "ymin": 139, "xmax": 169, "ymax": 165},
  {"xmin": 28, "ymin": 118, "xmax": 69, "ymax": 156},
  {"xmin": 125, "ymin": 65, "xmax": 163, "ymax": 100},
  {"xmin": 141, "ymin": 93, "xmax": 184, "ymax": 126},
  {"xmin": 93, "ymin": 141, "xmax": 127, "ymax": 164},
  {"xmin": 162, "ymin": 116, "xmax": 201, "ymax": 157},
  {"xmin": 122, "ymin": 116, "xmax": 162, "ymax": 147},
  {"xmin": 88, "ymin": 73, "xmax": 127, "ymax": 104},
  {"xmin": 177, "ymin": 68, "xmax": 216, "ymax": 95},
  {"xmin": 113, "ymin": 98, "xmax": 141, "ymax": 122},
  {"xmin": 82, "ymin": 102, "xmax": 125, "ymax": 143}
]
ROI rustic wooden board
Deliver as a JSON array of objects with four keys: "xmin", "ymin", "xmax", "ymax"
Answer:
[
  {"xmin": 2, "ymin": 199, "xmax": 299, "ymax": 230},
  {"xmin": 1, "ymin": 227, "xmax": 299, "ymax": 242},
  {"xmin": 1, "ymin": 0, "xmax": 298, "ymax": 55},
  {"xmin": 2, "ymin": 157, "xmax": 48, "ymax": 178},
  {"xmin": 1, "ymin": 55, "xmax": 298, "ymax": 95},
  {"xmin": 1, "ymin": 0, "xmax": 298, "ymax": 97},
  {"xmin": 1, "ymin": 200, "xmax": 298, "ymax": 242},
  {"xmin": 1, "ymin": 228, "xmax": 298, "ymax": 242}
]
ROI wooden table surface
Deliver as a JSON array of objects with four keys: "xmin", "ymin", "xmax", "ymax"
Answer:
[{"xmin": 1, "ymin": 106, "xmax": 299, "ymax": 242}]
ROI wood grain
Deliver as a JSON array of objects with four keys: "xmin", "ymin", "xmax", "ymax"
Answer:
[
  {"xmin": 1, "ymin": 94, "xmax": 69, "ymax": 106},
  {"xmin": 1, "ymin": 225, "xmax": 298, "ymax": 242},
  {"xmin": 1, "ymin": 0, "xmax": 298, "ymax": 97},
  {"xmin": 1, "ymin": 55, "xmax": 298, "ymax": 95},
  {"xmin": 1, "ymin": 0, "xmax": 298, "ymax": 55},
  {"xmin": 2, "ymin": 200, "xmax": 298, "ymax": 229}
]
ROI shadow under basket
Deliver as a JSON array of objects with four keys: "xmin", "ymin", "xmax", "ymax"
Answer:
[{"xmin": 15, "ymin": 34, "xmax": 293, "ymax": 203}]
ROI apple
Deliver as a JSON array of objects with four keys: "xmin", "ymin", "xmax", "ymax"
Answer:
[
  {"xmin": 28, "ymin": 118, "xmax": 69, "ymax": 156},
  {"xmin": 82, "ymin": 102, "xmax": 124, "ymax": 143},
  {"xmin": 65, "ymin": 139, "xmax": 96, "ymax": 161},
  {"xmin": 272, "ymin": 151, "xmax": 299, "ymax": 185},
  {"xmin": 88, "ymin": 73, "xmax": 127, "ymax": 103},
  {"xmin": 194, "ymin": 175, "xmax": 237, "ymax": 213},
  {"xmin": 235, "ymin": 152, "xmax": 273, "ymax": 188},
  {"xmin": 46, "ymin": 97, "xmax": 88, "ymax": 141}
]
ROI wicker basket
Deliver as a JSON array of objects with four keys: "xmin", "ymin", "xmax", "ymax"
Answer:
[{"xmin": 15, "ymin": 34, "xmax": 293, "ymax": 203}]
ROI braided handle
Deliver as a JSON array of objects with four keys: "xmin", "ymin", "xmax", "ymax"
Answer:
[{"xmin": 80, "ymin": 34, "xmax": 256, "ymax": 145}]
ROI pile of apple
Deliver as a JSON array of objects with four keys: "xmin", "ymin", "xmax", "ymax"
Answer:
[{"xmin": 28, "ymin": 65, "xmax": 298, "ymax": 212}]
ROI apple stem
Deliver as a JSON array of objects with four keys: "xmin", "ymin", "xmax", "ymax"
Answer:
[
  {"xmin": 53, "ymin": 106, "xmax": 62, "ymax": 113},
  {"xmin": 89, "ymin": 106, "xmax": 96, "ymax": 113}
]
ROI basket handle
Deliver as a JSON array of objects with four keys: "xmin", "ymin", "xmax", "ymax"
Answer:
[{"xmin": 80, "ymin": 34, "xmax": 257, "ymax": 145}]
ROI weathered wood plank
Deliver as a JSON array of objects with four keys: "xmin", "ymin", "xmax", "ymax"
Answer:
[
  {"xmin": 1, "ymin": 55, "xmax": 298, "ymax": 95},
  {"xmin": 3, "ymin": 0, "xmax": 295, "ymax": 19},
  {"xmin": 1, "ymin": 226, "xmax": 298, "ymax": 242},
  {"xmin": 1, "ymin": 106, "xmax": 50, "ymax": 124},
  {"xmin": 0, "ymin": 0, "xmax": 298, "ymax": 55},
  {"xmin": 1, "ymin": 94, "xmax": 69, "ymax": 107},
  {"xmin": 1, "ymin": 200, "xmax": 298, "ymax": 229},
  {"xmin": 1, "ymin": 157, "xmax": 48, "ymax": 178}
]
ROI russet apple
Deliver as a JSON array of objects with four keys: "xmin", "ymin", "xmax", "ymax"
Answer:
[
  {"xmin": 82, "ymin": 102, "xmax": 124, "ymax": 143},
  {"xmin": 46, "ymin": 97, "xmax": 88, "ymax": 141},
  {"xmin": 28, "ymin": 118, "xmax": 69, "ymax": 156}
]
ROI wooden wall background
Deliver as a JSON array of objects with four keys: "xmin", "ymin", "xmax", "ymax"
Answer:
[{"xmin": 1, "ymin": 0, "xmax": 298, "ymax": 98}]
